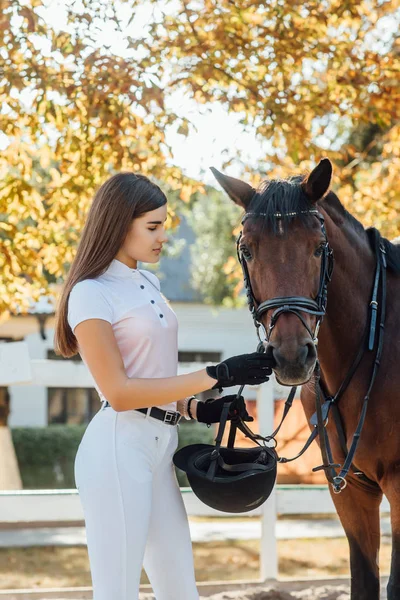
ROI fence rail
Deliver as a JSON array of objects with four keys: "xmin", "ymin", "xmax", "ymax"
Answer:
[
  {"xmin": 0, "ymin": 485, "xmax": 390, "ymax": 524},
  {"xmin": 3, "ymin": 349, "xmax": 391, "ymax": 581}
]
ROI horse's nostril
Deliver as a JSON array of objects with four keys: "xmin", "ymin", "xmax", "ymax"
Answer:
[
  {"xmin": 270, "ymin": 345, "xmax": 283, "ymax": 368},
  {"xmin": 305, "ymin": 341, "xmax": 317, "ymax": 365},
  {"xmin": 264, "ymin": 343, "xmax": 277, "ymax": 368}
]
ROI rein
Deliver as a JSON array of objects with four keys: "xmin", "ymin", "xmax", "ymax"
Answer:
[{"xmin": 233, "ymin": 210, "xmax": 387, "ymax": 494}]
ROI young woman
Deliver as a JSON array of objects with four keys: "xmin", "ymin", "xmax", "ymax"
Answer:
[{"xmin": 54, "ymin": 172, "xmax": 272, "ymax": 600}]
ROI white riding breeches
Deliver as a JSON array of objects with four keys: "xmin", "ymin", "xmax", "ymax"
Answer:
[{"xmin": 74, "ymin": 403, "xmax": 199, "ymax": 600}]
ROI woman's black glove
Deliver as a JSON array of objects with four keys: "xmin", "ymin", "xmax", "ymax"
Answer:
[
  {"xmin": 196, "ymin": 395, "xmax": 253, "ymax": 425},
  {"xmin": 206, "ymin": 352, "xmax": 273, "ymax": 390}
]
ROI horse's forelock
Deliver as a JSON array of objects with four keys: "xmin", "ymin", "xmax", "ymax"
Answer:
[{"xmin": 245, "ymin": 176, "xmax": 314, "ymax": 234}]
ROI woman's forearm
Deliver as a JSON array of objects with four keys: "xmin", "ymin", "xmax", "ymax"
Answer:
[{"xmin": 113, "ymin": 369, "xmax": 215, "ymax": 412}]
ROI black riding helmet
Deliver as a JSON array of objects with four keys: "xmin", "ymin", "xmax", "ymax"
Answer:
[{"xmin": 173, "ymin": 399, "xmax": 277, "ymax": 513}]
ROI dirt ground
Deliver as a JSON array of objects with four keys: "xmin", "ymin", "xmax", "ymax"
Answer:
[
  {"xmin": 141, "ymin": 587, "xmax": 353, "ymax": 600},
  {"xmin": 0, "ymin": 537, "xmax": 392, "ymax": 590},
  {"xmin": 139, "ymin": 585, "xmax": 367, "ymax": 600}
]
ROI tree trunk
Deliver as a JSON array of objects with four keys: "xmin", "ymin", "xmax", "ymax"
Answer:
[
  {"xmin": 0, "ymin": 341, "xmax": 31, "ymax": 489},
  {"xmin": 0, "ymin": 386, "xmax": 10, "ymax": 426},
  {"xmin": 0, "ymin": 387, "xmax": 22, "ymax": 489},
  {"xmin": 0, "ymin": 426, "xmax": 22, "ymax": 489}
]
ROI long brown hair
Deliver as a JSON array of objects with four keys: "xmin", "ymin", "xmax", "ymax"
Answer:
[{"xmin": 54, "ymin": 172, "xmax": 167, "ymax": 358}]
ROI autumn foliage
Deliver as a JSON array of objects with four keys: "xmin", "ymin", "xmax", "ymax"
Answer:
[{"xmin": 1, "ymin": 0, "xmax": 400, "ymax": 315}]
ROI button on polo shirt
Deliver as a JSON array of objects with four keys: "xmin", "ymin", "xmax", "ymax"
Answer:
[
  {"xmin": 136, "ymin": 277, "xmax": 167, "ymax": 325},
  {"xmin": 67, "ymin": 259, "xmax": 179, "ymax": 412}
]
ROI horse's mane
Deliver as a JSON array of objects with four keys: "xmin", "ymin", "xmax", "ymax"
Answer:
[
  {"xmin": 366, "ymin": 229, "xmax": 400, "ymax": 274},
  {"xmin": 248, "ymin": 175, "xmax": 400, "ymax": 275}
]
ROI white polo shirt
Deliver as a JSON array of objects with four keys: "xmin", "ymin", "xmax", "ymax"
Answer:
[{"xmin": 67, "ymin": 258, "xmax": 179, "ymax": 411}]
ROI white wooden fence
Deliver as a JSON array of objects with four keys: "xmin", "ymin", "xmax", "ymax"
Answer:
[
  {"xmin": 0, "ymin": 342, "xmax": 391, "ymax": 581},
  {"xmin": 0, "ymin": 485, "xmax": 340, "ymax": 523},
  {"xmin": 0, "ymin": 486, "xmax": 391, "ymax": 583}
]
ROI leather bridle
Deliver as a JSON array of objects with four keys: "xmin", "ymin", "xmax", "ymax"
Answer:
[
  {"xmin": 236, "ymin": 209, "xmax": 334, "ymax": 347},
  {"xmin": 234, "ymin": 208, "xmax": 387, "ymax": 494}
]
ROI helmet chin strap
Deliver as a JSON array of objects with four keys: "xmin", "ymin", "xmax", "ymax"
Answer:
[{"xmin": 206, "ymin": 396, "xmax": 276, "ymax": 481}]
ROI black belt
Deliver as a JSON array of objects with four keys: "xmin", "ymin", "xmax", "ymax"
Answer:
[{"xmin": 103, "ymin": 401, "xmax": 181, "ymax": 426}]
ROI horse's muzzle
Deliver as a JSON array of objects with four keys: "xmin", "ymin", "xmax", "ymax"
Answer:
[{"xmin": 266, "ymin": 339, "xmax": 317, "ymax": 386}]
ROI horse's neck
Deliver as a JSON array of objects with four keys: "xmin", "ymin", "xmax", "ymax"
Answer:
[{"xmin": 317, "ymin": 222, "xmax": 377, "ymax": 394}]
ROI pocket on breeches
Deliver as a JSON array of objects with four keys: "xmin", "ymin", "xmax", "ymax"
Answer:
[{"xmin": 115, "ymin": 413, "xmax": 156, "ymax": 483}]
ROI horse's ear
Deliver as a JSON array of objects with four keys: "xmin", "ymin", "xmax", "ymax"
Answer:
[
  {"xmin": 301, "ymin": 158, "xmax": 332, "ymax": 204},
  {"xmin": 210, "ymin": 167, "xmax": 255, "ymax": 209}
]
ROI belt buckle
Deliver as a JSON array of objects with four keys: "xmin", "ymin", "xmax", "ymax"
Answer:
[{"xmin": 164, "ymin": 410, "xmax": 179, "ymax": 425}]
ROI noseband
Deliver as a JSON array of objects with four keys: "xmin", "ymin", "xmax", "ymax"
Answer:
[{"xmin": 236, "ymin": 209, "xmax": 334, "ymax": 346}]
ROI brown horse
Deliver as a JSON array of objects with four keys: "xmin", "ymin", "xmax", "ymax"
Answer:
[{"xmin": 211, "ymin": 159, "xmax": 400, "ymax": 600}]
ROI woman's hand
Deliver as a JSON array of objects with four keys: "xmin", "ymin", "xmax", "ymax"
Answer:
[
  {"xmin": 206, "ymin": 352, "xmax": 274, "ymax": 390},
  {"xmin": 196, "ymin": 395, "xmax": 253, "ymax": 425}
]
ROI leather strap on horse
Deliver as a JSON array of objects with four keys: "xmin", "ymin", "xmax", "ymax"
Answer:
[
  {"xmin": 311, "ymin": 362, "xmax": 341, "ymax": 487},
  {"xmin": 236, "ymin": 212, "xmax": 333, "ymax": 345},
  {"xmin": 312, "ymin": 231, "xmax": 387, "ymax": 492},
  {"xmin": 237, "ymin": 211, "xmax": 333, "ymax": 345},
  {"xmin": 330, "ymin": 234, "xmax": 386, "ymax": 491},
  {"xmin": 235, "ymin": 209, "xmax": 387, "ymax": 493},
  {"xmin": 235, "ymin": 209, "xmax": 387, "ymax": 494},
  {"xmin": 225, "ymin": 385, "xmax": 323, "ymax": 466}
]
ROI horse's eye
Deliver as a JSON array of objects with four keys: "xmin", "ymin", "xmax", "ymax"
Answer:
[
  {"xmin": 314, "ymin": 243, "xmax": 326, "ymax": 258},
  {"xmin": 240, "ymin": 246, "xmax": 252, "ymax": 261}
]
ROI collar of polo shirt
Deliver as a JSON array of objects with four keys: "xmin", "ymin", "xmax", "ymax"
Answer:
[{"xmin": 106, "ymin": 259, "xmax": 141, "ymax": 278}]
